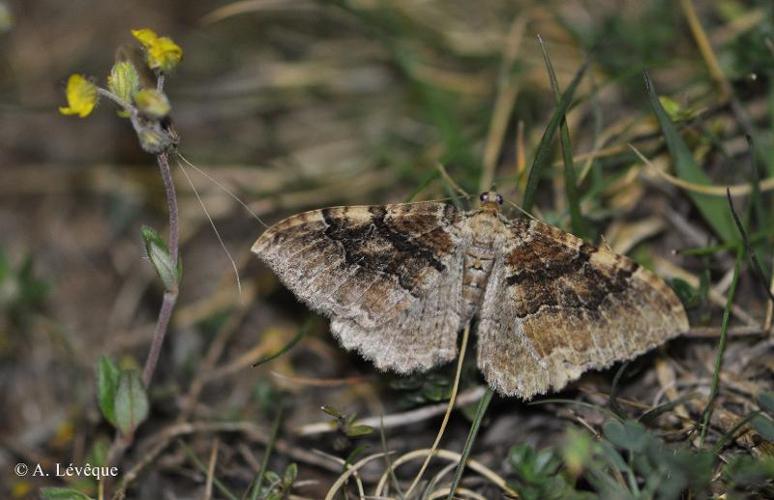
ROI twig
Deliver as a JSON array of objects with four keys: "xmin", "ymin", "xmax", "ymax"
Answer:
[
  {"xmin": 111, "ymin": 420, "xmax": 348, "ymax": 499},
  {"xmin": 204, "ymin": 438, "xmax": 219, "ymax": 500},
  {"xmin": 178, "ymin": 308, "xmax": 248, "ymax": 420}
]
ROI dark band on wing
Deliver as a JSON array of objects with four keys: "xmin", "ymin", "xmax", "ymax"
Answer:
[
  {"xmin": 319, "ymin": 206, "xmax": 452, "ymax": 295},
  {"xmin": 369, "ymin": 207, "xmax": 446, "ymax": 272},
  {"xmin": 505, "ymin": 237, "xmax": 640, "ymax": 317}
]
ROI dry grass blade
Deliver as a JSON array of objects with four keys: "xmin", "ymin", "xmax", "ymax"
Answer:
[
  {"xmin": 373, "ymin": 448, "xmax": 517, "ymax": 498},
  {"xmin": 631, "ymin": 145, "xmax": 774, "ymax": 196},
  {"xmin": 404, "ymin": 324, "xmax": 472, "ymax": 497},
  {"xmin": 324, "ymin": 451, "xmax": 392, "ymax": 500}
]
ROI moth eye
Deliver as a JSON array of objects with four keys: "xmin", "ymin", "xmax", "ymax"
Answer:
[
  {"xmin": 479, "ymin": 192, "xmax": 489, "ymax": 202},
  {"xmin": 496, "ymin": 194, "xmax": 503, "ymax": 205}
]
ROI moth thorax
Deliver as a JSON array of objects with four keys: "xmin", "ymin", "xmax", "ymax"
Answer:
[{"xmin": 461, "ymin": 245, "xmax": 497, "ymax": 323}]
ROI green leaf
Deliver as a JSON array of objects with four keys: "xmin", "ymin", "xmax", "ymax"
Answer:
[
  {"xmin": 113, "ymin": 369, "xmax": 149, "ymax": 436},
  {"xmin": 40, "ymin": 487, "xmax": 94, "ymax": 500},
  {"xmin": 758, "ymin": 391, "xmax": 774, "ymax": 415},
  {"xmin": 644, "ymin": 73, "xmax": 737, "ymax": 243},
  {"xmin": 283, "ymin": 463, "xmax": 297, "ymax": 486},
  {"xmin": 96, "ymin": 356, "xmax": 120, "ymax": 426},
  {"xmin": 597, "ymin": 440, "xmax": 628, "ymax": 471},
  {"xmin": 670, "ymin": 278, "xmax": 701, "ymax": 308},
  {"xmin": 652, "ymin": 447, "xmax": 713, "ymax": 498},
  {"xmin": 522, "ymin": 62, "xmax": 588, "ymax": 213},
  {"xmin": 141, "ymin": 225, "xmax": 180, "ymax": 291},
  {"xmin": 561, "ymin": 427, "xmax": 593, "ymax": 475},
  {"xmin": 86, "ymin": 436, "xmax": 110, "ymax": 467},
  {"xmin": 602, "ymin": 419, "xmax": 649, "ymax": 453},
  {"xmin": 320, "ymin": 405, "xmax": 342, "ymax": 418},
  {"xmin": 538, "ymin": 36, "xmax": 589, "ymax": 238},
  {"xmin": 107, "ymin": 61, "xmax": 140, "ymax": 114},
  {"xmin": 264, "ymin": 470, "xmax": 281, "ymax": 484},
  {"xmin": 345, "ymin": 424, "xmax": 374, "ymax": 437},
  {"xmin": 724, "ymin": 455, "xmax": 774, "ymax": 491},
  {"xmin": 751, "ymin": 415, "xmax": 774, "ymax": 441}
]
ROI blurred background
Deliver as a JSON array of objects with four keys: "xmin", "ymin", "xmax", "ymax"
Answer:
[{"xmin": 1, "ymin": 0, "xmax": 772, "ymax": 498}]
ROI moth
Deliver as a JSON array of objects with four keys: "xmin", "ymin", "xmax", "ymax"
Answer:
[{"xmin": 252, "ymin": 191, "xmax": 688, "ymax": 399}]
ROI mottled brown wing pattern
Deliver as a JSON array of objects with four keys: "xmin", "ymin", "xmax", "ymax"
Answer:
[
  {"xmin": 252, "ymin": 202, "xmax": 466, "ymax": 372},
  {"xmin": 477, "ymin": 218, "xmax": 689, "ymax": 398}
]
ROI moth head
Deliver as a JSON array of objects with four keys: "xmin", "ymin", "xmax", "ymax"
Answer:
[{"xmin": 479, "ymin": 191, "xmax": 503, "ymax": 211}]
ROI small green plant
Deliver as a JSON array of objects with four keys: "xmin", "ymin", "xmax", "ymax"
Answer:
[
  {"xmin": 252, "ymin": 463, "xmax": 298, "ymax": 500},
  {"xmin": 321, "ymin": 405, "xmax": 375, "ymax": 438},
  {"xmin": 96, "ymin": 356, "xmax": 149, "ymax": 438},
  {"xmin": 53, "ymin": 27, "xmax": 185, "ymax": 498},
  {"xmin": 505, "ymin": 416, "xmax": 774, "ymax": 500}
]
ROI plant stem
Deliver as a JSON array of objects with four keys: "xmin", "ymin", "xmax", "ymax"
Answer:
[
  {"xmin": 107, "ymin": 152, "xmax": 181, "ymax": 473},
  {"xmin": 157, "ymin": 152, "xmax": 179, "ymax": 269},
  {"xmin": 142, "ymin": 151, "xmax": 179, "ymax": 387},
  {"xmin": 142, "ymin": 290, "xmax": 177, "ymax": 386}
]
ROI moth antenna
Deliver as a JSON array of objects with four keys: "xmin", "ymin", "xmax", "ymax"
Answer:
[
  {"xmin": 175, "ymin": 151, "xmax": 269, "ymax": 229},
  {"xmin": 504, "ymin": 199, "xmax": 537, "ymax": 221},
  {"xmin": 176, "ymin": 156, "xmax": 243, "ymax": 300},
  {"xmin": 435, "ymin": 162, "xmax": 471, "ymax": 199}
]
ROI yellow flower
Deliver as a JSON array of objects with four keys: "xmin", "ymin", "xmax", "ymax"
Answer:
[
  {"xmin": 134, "ymin": 88, "xmax": 171, "ymax": 118},
  {"xmin": 131, "ymin": 28, "xmax": 183, "ymax": 73},
  {"xmin": 59, "ymin": 74, "xmax": 98, "ymax": 118}
]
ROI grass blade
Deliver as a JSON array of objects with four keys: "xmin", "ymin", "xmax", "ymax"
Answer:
[
  {"xmin": 698, "ymin": 191, "xmax": 744, "ymax": 446},
  {"xmin": 644, "ymin": 72, "xmax": 737, "ymax": 243},
  {"xmin": 522, "ymin": 61, "xmax": 588, "ymax": 213},
  {"xmin": 249, "ymin": 405, "xmax": 284, "ymax": 499},
  {"xmin": 538, "ymin": 35, "xmax": 588, "ymax": 238},
  {"xmin": 728, "ymin": 187, "xmax": 774, "ymax": 304},
  {"xmin": 445, "ymin": 387, "xmax": 494, "ymax": 500},
  {"xmin": 252, "ymin": 320, "xmax": 310, "ymax": 367},
  {"xmin": 698, "ymin": 255, "xmax": 741, "ymax": 445}
]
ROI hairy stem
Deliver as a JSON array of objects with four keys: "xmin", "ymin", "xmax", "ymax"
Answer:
[
  {"xmin": 142, "ymin": 151, "xmax": 179, "ymax": 386},
  {"xmin": 107, "ymin": 151, "xmax": 180, "ymax": 478}
]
